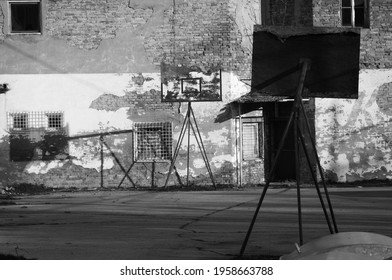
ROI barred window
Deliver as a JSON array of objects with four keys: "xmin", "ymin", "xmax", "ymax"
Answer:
[
  {"xmin": 47, "ymin": 113, "xmax": 63, "ymax": 130},
  {"xmin": 8, "ymin": 111, "xmax": 64, "ymax": 132},
  {"xmin": 12, "ymin": 113, "xmax": 28, "ymax": 130},
  {"xmin": 7, "ymin": 111, "xmax": 67, "ymax": 161},
  {"xmin": 134, "ymin": 122, "xmax": 172, "ymax": 162}
]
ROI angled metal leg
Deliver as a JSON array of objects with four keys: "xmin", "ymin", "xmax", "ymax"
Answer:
[
  {"xmin": 297, "ymin": 126, "xmax": 334, "ymax": 234},
  {"xmin": 164, "ymin": 105, "xmax": 190, "ymax": 188},
  {"xmin": 299, "ymin": 99, "xmax": 338, "ymax": 233},
  {"xmin": 240, "ymin": 98, "xmax": 297, "ymax": 257},
  {"xmin": 118, "ymin": 161, "xmax": 136, "ymax": 188},
  {"xmin": 294, "ymin": 108, "xmax": 304, "ymax": 246},
  {"xmin": 240, "ymin": 60, "xmax": 310, "ymax": 257},
  {"xmin": 189, "ymin": 106, "xmax": 216, "ymax": 188},
  {"xmin": 101, "ymin": 140, "xmax": 135, "ymax": 188},
  {"xmin": 100, "ymin": 136, "xmax": 104, "ymax": 189}
]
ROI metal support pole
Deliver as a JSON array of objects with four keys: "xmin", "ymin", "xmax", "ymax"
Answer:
[
  {"xmin": 102, "ymin": 140, "xmax": 135, "ymax": 188},
  {"xmin": 239, "ymin": 104, "xmax": 243, "ymax": 187},
  {"xmin": 164, "ymin": 103, "xmax": 190, "ymax": 188},
  {"xmin": 299, "ymin": 99, "xmax": 338, "ymax": 233},
  {"xmin": 297, "ymin": 126, "xmax": 334, "ymax": 233},
  {"xmin": 100, "ymin": 135, "xmax": 104, "ymax": 189},
  {"xmin": 240, "ymin": 60, "xmax": 309, "ymax": 257},
  {"xmin": 164, "ymin": 102, "xmax": 215, "ymax": 188},
  {"xmin": 118, "ymin": 161, "xmax": 136, "ymax": 188},
  {"xmin": 152, "ymin": 161, "xmax": 156, "ymax": 188},
  {"xmin": 189, "ymin": 105, "xmax": 216, "ymax": 188},
  {"xmin": 294, "ymin": 105, "xmax": 303, "ymax": 246},
  {"xmin": 187, "ymin": 103, "xmax": 191, "ymax": 187},
  {"xmin": 239, "ymin": 102, "xmax": 296, "ymax": 257}
]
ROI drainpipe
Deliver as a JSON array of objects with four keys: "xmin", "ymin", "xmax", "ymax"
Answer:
[
  {"xmin": 239, "ymin": 103, "xmax": 243, "ymax": 187},
  {"xmin": 235, "ymin": 116, "xmax": 239, "ymax": 186}
]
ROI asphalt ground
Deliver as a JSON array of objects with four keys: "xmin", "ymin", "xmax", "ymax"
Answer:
[{"xmin": 1, "ymin": 186, "xmax": 392, "ymax": 260}]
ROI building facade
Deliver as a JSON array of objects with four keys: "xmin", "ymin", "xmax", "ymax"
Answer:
[
  {"xmin": 1, "ymin": 0, "xmax": 392, "ymax": 190},
  {"xmin": 0, "ymin": 0, "xmax": 261, "ymax": 189},
  {"xmin": 263, "ymin": 0, "xmax": 392, "ymax": 183}
]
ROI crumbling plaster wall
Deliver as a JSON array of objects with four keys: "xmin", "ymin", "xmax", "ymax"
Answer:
[
  {"xmin": 0, "ymin": 72, "xmax": 248, "ymax": 188},
  {"xmin": 317, "ymin": 70, "xmax": 392, "ymax": 182},
  {"xmin": 0, "ymin": 0, "xmax": 260, "ymax": 188},
  {"xmin": 312, "ymin": 0, "xmax": 392, "ymax": 182}
]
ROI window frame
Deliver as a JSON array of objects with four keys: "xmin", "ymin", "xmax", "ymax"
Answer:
[
  {"xmin": 341, "ymin": 0, "xmax": 369, "ymax": 28},
  {"xmin": 241, "ymin": 118, "xmax": 264, "ymax": 161},
  {"xmin": 11, "ymin": 112, "xmax": 28, "ymax": 131},
  {"xmin": 46, "ymin": 113, "xmax": 63, "ymax": 131},
  {"xmin": 7, "ymin": 111, "xmax": 67, "ymax": 161},
  {"xmin": 134, "ymin": 122, "xmax": 173, "ymax": 162},
  {"xmin": 7, "ymin": 0, "xmax": 42, "ymax": 34}
]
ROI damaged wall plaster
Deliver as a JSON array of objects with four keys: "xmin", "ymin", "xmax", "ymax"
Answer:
[
  {"xmin": 0, "ymin": 71, "xmax": 250, "ymax": 187},
  {"xmin": 0, "ymin": 0, "xmax": 262, "ymax": 188},
  {"xmin": 316, "ymin": 69, "xmax": 392, "ymax": 182}
]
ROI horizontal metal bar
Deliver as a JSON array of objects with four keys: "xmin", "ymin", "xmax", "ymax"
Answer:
[{"xmin": 67, "ymin": 129, "xmax": 134, "ymax": 140}]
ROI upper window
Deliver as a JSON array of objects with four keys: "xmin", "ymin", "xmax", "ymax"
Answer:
[
  {"xmin": 342, "ymin": 0, "xmax": 369, "ymax": 28},
  {"xmin": 9, "ymin": 1, "xmax": 41, "ymax": 34}
]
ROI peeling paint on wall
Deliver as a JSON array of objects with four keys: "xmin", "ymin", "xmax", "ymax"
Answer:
[
  {"xmin": 25, "ymin": 160, "xmax": 65, "ymax": 175},
  {"xmin": 316, "ymin": 69, "xmax": 392, "ymax": 182},
  {"xmin": 231, "ymin": 0, "xmax": 261, "ymax": 53},
  {"xmin": 0, "ymin": 70, "xmax": 251, "ymax": 187},
  {"xmin": 0, "ymin": 0, "xmax": 262, "ymax": 188},
  {"xmin": 207, "ymin": 128, "xmax": 230, "ymax": 148}
]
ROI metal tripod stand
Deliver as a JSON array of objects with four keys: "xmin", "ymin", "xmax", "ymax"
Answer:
[
  {"xmin": 240, "ymin": 59, "xmax": 338, "ymax": 257},
  {"xmin": 164, "ymin": 102, "xmax": 216, "ymax": 188}
]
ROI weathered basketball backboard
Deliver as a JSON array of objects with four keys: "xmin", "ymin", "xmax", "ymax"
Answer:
[
  {"xmin": 252, "ymin": 26, "xmax": 361, "ymax": 98},
  {"xmin": 161, "ymin": 63, "xmax": 222, "ymax": 102}
]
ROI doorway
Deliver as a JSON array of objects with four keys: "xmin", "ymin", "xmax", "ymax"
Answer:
[
  {"xmin": 264, "ymin": 100, "xmax": 316, "ymax": 183},
  {"xmin": 270, "ymin": 102, "xmax": 295, "ymax": 181}
]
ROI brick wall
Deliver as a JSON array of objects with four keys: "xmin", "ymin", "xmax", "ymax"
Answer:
[
  {"xmin": 0, "ymin": 4, "xmax": 4, "ymax": 41},
  {"xmin": 376, "ymin": 81, "xmax": 392, "ymax": 115},
  {"xmin": 268, "ymin": 0, "xmax": 313, "ymax": 26},
  {"xmin": 144, "ymin": 0, "xmax": 252, "ymax": 77},
  {"xmin": 0, "ymin": 0, "xmax": 259, "ymax": 189},
  {"xmin": 361, "ymin": 0, "xmax": 392, "ymax": 68},
  {"xmin": 43, "ymin": 0, "xmax": 252, "ymax": 77},
  {"xmin": 45, "ymin": 0, "xmax": 153, "ymax": 50},
  {"xmin": 312, "ymin": 0, "xmax": 341, "ymax": 27},
  {"xmin": 312, "ymin": 0, "xmax": 392, "ymax": 69}
]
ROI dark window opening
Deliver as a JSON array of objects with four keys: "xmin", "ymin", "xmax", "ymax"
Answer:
[
  {"xmin": 12, "ymin": 113, "xmax": 28, "ymax": 130},
  {"xmin": 342, "ymin": 0, "xmax": 369, "ymax": 28},
  {"xmin": 47, "ymin": 113, "xmax": 63, "ymax": 130},
  {"xmin": 10, "ymin": 2, "xmax": 41, "ymax": 33}
]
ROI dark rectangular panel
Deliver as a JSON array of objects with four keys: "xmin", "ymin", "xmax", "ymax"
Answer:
[{"xmin": 252, "ymin": 26, "xmax": 361, "ymax": 98}]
